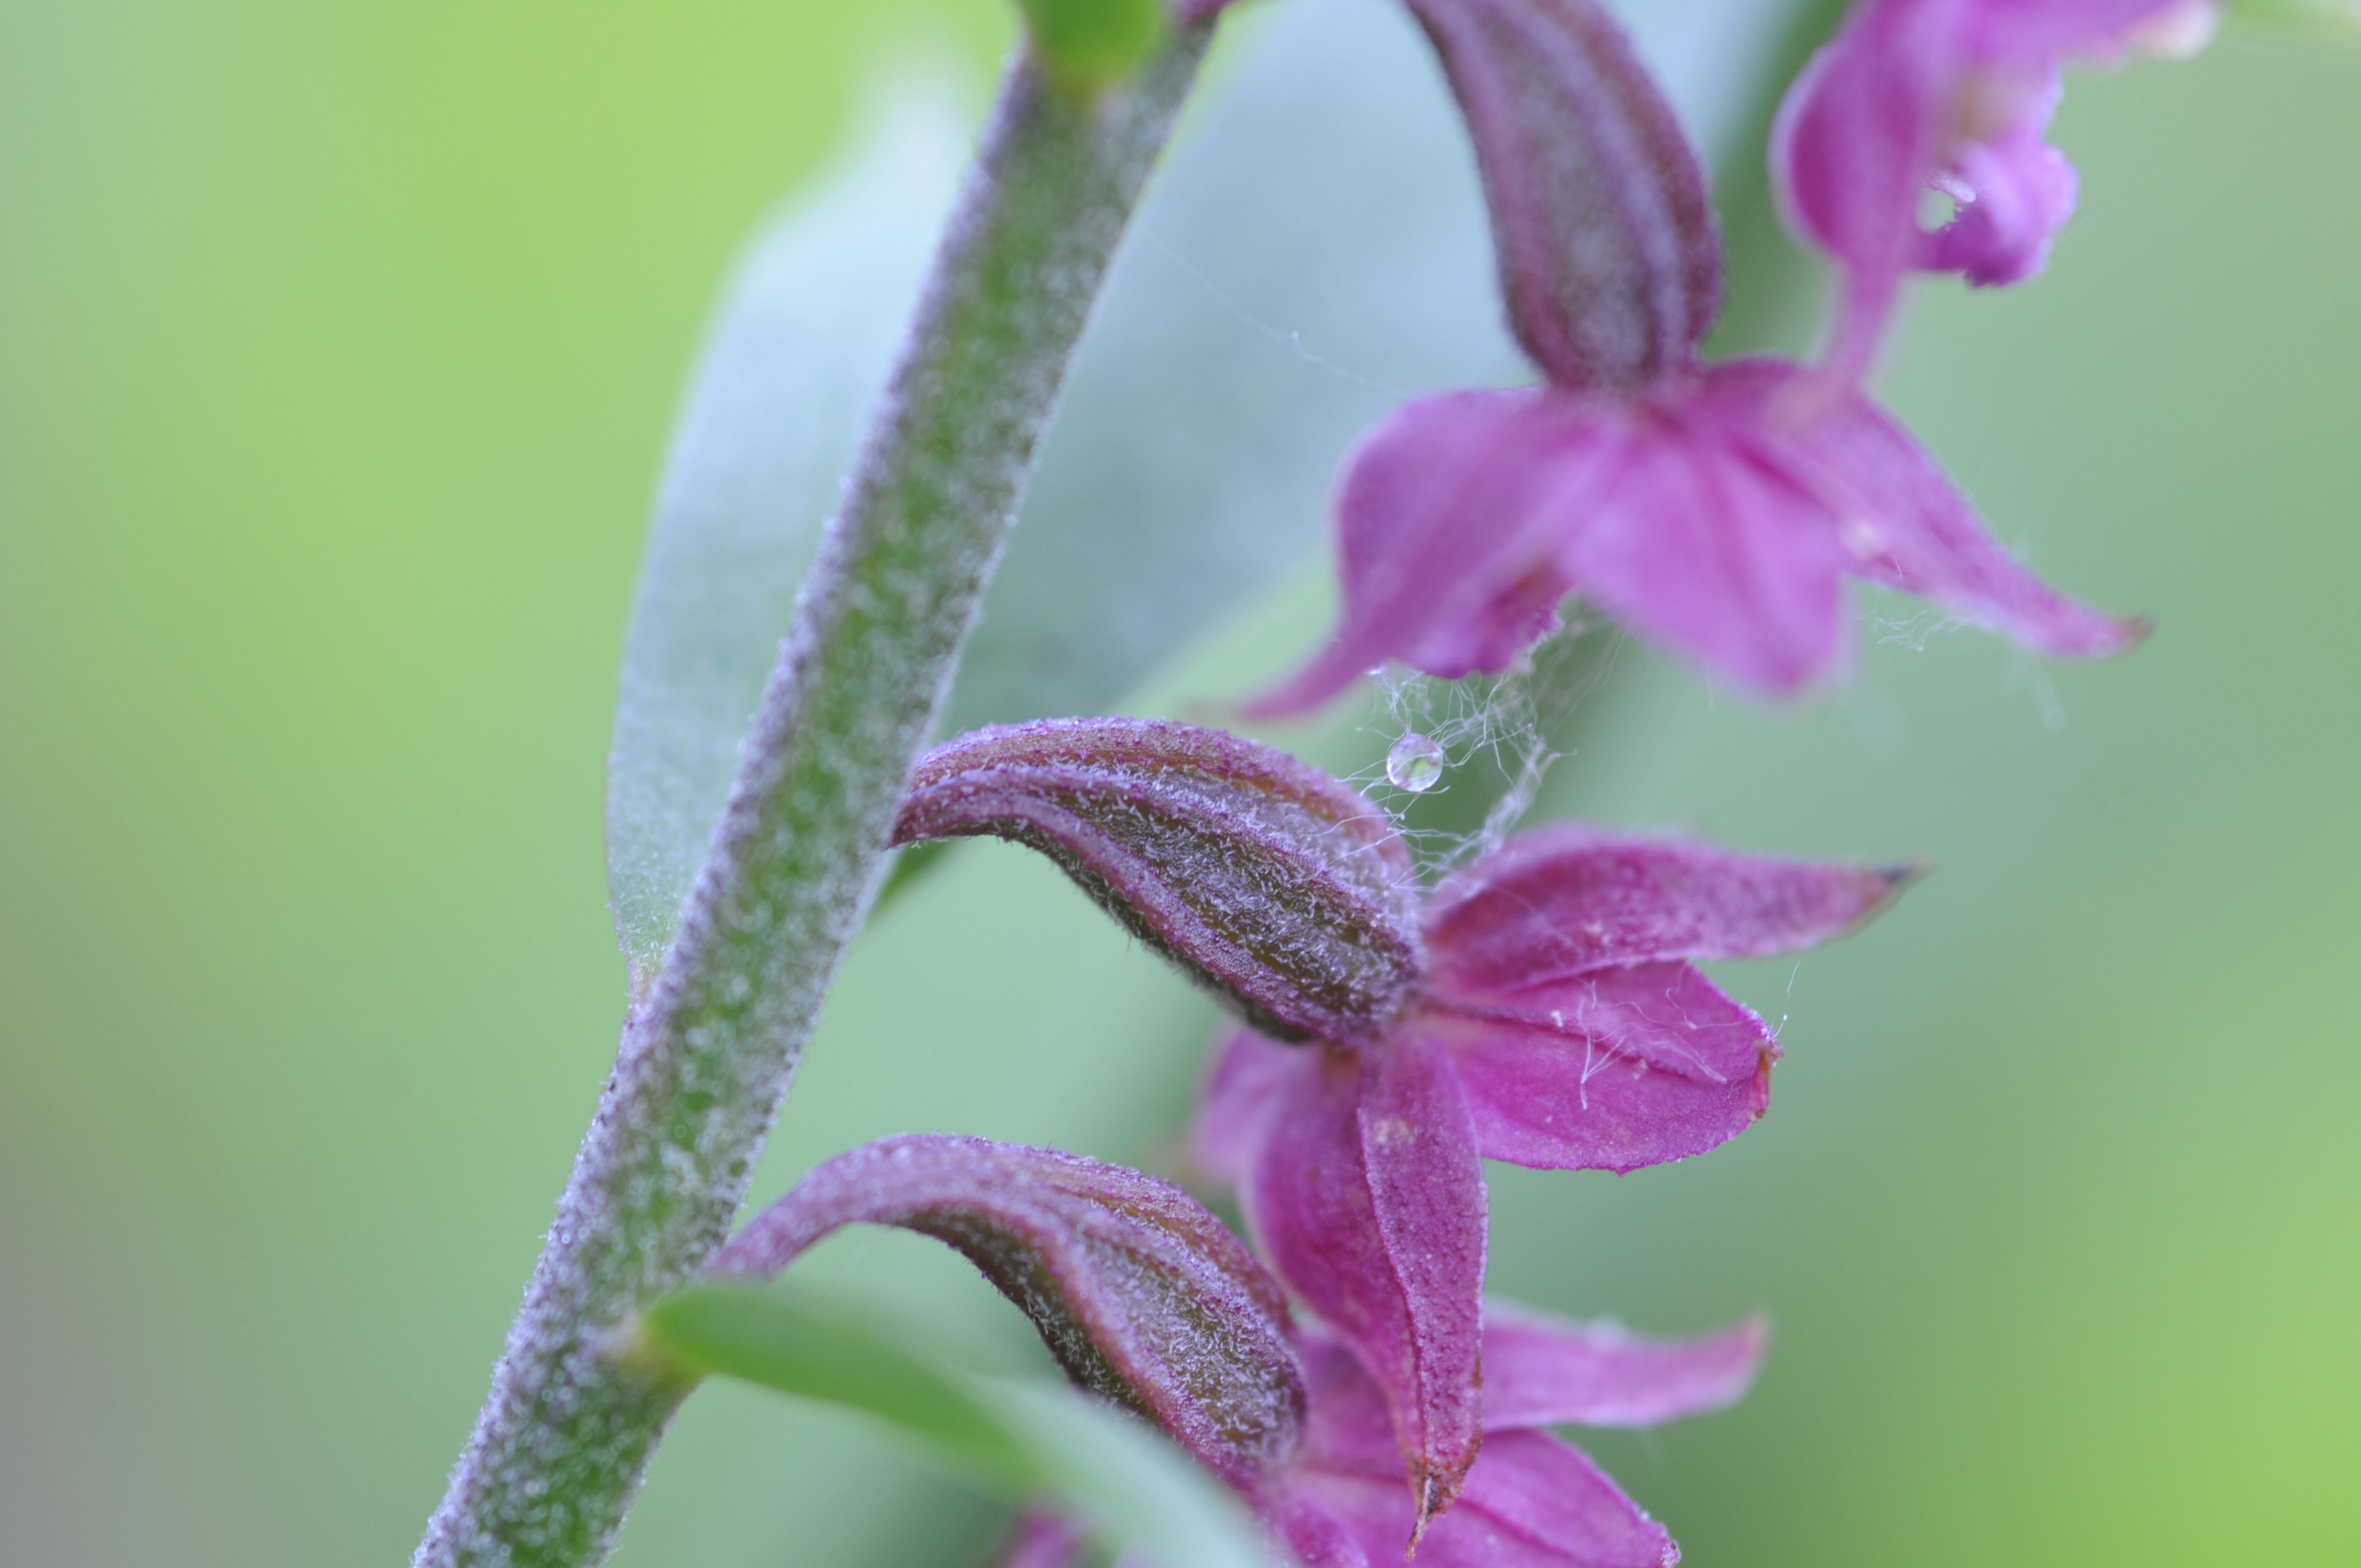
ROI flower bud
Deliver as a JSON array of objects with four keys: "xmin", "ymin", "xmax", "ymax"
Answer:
[
  {"xmin": 894, "ymin": 718, "xmax": 1423, "ymax": 1044},
  {"xmin": 710, "ymin": 1135, "xmax": 1306, "ymax": 1490},
  {"xmin": 1402, "ymin": 0, "xmax": 1723, "ymax": 391}
]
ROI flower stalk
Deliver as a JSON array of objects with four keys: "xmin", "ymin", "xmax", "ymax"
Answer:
[{"xmin": 413, "ymin": 27, "xmax": 1214, "ymax": 1568}]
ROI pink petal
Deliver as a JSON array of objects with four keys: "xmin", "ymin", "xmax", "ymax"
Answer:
[
  {"xmin": 1967, "ymin": 0, "xmax": 2215, "ymax": 62},
  {"xmin": 1431, "ymin": 961, "xmax": 1778, "ymax": 1174},
  {"xmin": 1270, "ymin": 1493, "xmax": 1375, "ymax": 1568},
  {"xmin": 1296, "ymin": 1431, "xmax": 1678, "ymax": 1568},
  {"xmin": 1793, "ymin": 386, "xmax": 2147, "ymax": 660},
  {"xmin": 1480, "ymin": 1303, "xmax": 1769, "ymax": 1430},
  {"xmin": 1426, "ymin": 824, "xmax": 1916, "ymax": 994},
  {"xmin": 1294, "ymin": 1331, "xmax": 1413, "ymax": 1468},
  {"xmin": 1242, "ymin": 1039, "xmax": 1488, "ymax": 1531},
  {"xmin": 1249, "ymin": 390, "xmax": 1619, "ymax": 717},
  {"xmin": 1194, "ymin": 1027, "xmax": 1309, "ymax": 1191},
  {"xmin": 1558, "ymin": 379, "xmax": 1856, "ymax": 695}
]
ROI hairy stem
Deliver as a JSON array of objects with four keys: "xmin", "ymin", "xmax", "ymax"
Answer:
[{"xmin": 415, "ymin": 31, "xmax": 1213, "ymax": 1568}]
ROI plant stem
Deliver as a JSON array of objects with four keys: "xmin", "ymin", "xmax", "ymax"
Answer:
[{"xmin": 414, "ymin": 30, "xmax": 1213, "ymax": 1568}]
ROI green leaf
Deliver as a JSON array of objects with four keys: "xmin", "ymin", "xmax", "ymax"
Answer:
[
  {"xmin": 642, "ymin": 1285, "xmax": 1268, "ymax": 1568},
  {"xmin": 603, "ymin": 78, "xmax": 970, "ymax": 988},
  {"xmin": 1020, "ymin": 0, "xmax": 1171, "ymax": 92},
  {"xmin": 641, "ymin": 1284, "xmax": 1042, "ymax": 1494}
]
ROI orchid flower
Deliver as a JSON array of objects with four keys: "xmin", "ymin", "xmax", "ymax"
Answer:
[
  {"xmin": 892, "ymin": 718, "xmax": 1911, "ymax": 1527},
  {"xmin": 1262, "ymin": 1310, "xmax": 1765, "ymax": 1567},
  {"xmin": 1774, "ymin": 0, "xmax": 2220, "ymax": 384},
  {"xmin": 1251, "ymin": 0, "xmax": 2145, "ymax": 707},
  {"xmin": 1191, "ymin": 825, "xmax": 1906, "ymax": 1527}
]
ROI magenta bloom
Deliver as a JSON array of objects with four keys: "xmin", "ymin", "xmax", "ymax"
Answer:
[
  {"xmin": 1015, "ymin": 1306, "xmax": 1770, "ymax": 1568},
  {"xmin": 1265, "ymin": 1310, "xmax": 1766, "ymax": 1567},
  {"xmin": 1254, "ymin": 0, "xmax": 2145, "ymax": 709},
  {"xmin": 1195, "ymin": 825, "xmax": 1909, "ymax": 1523},
  {"xmin": 1775, "ymin": 0, "xmax": 2219, "ymax": 382}
]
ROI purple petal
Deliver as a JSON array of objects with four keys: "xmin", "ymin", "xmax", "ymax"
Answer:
[
  {"xmin": 1427, "ymin": 824, "xmax": 1916, "ymax": 993},
  {"xmin": 1250, "ymin": 389, "xmax": 1617, "ymax": 717},
  {"xmin": 1793, "ymin": 385, "xmax": 2147, "ymax": 661},
  {"xmin": 1967, "ymin": 0, "xmax": 2218, "ymax": 62},
  {"xmin": 711, "ymin": 1135, "xmax": 1304, "ymax": 1491},
  {"xmin": 896, "ymin": 718, "xmax": 1422, "ymax": 1044},
  {"xmin": 1242, "ymin": 1039, "xmax": 1488, "ymax": 1533},
  {"xmin": 1433, "ymin": 961, "xmax": 1779, "ymax": 1174},
  {"xmin": 1480, "ymin": 1303, "xmax": 1769, "ymax": 1430},
  {"xmin": 1401, "ymin": 0, "xmax": 1721, "ymax": 390},
  {"xmin": 1559, "ymin": 373, "xmax": 1858, "ymax": 695},
  {"xmin": 1270, "ymin": 1493, "xmax": 1375, "ymax": 1568},
  {"xmin": 1194, "ymin": 1027, "xmax": 1308, "ymax": 1192},
  {"xmin": 1296, "ymin": 1431, "xmax": 1679, "ymax": 1568}
]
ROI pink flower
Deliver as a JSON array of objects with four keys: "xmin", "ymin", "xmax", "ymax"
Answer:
[
  {"xmin": 1774, "ymin": 0, "xmax": 2220, "ymax": 383},
  {"xmin": 1194, "ymin": 825, "xmax": 1910, "ymax": 1526},
  {"xmin": 1253, "ymin": 0, "xmax": 2146, "ymax": 710},
  {"xmin": 1265, "ymin": 1309, "xmax": 1766, "ymax": 1567},
  {"xmin": 1014, "ymin": 1305, "xmax": 1771, "ymax": 1568}
]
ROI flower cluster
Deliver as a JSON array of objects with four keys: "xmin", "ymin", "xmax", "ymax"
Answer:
[
  {"xmin": 691, "ymin": 1, "xmax": 2205, "ymax": 1558},
  {"xmin": 866, "ymin": 716, "xmax": 1908, "ymax": 1555}
]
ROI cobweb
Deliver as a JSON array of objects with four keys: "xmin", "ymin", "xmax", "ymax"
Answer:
[{"xmin": 1340, "ymin": 620, "xmax": 1628, "ymax": 880}]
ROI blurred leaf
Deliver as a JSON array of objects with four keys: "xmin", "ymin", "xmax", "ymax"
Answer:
[
  {"xmin": 643, "ymin": 1284, "xmax": 1041, "ymax": 1493},
  {"xmin": 643, "ymin": 1285, "xmax": 1269, "ymax": 1568},
  {"xmin": 2229, "ymin": 0, "xmax": 2361, "ymax": 40},
  {"xmin": 603, "ymin": 78, "xmax": 970, "ymax": 987}
]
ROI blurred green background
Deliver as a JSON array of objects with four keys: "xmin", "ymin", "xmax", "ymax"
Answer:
[{"xmin": 2, "ymin": 2, "xmax": 2355, "ymax": 1565}]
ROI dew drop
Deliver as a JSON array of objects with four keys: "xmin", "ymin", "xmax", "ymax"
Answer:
[{"xmin": 1385, "ymin": 731, "xmax": 1446, "ymax": 793}]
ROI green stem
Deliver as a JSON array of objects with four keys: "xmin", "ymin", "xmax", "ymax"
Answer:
[{"xmin": 413, "ymin": 30, "xmax": 1213, "ymax": 1568}]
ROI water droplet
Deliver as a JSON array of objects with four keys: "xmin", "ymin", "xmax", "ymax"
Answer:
[{"xmin": 1386, "ymin": 732, "xmax": 1446, "ymax": 793}]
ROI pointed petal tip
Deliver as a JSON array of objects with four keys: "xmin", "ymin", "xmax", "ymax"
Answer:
[
  {"xmin": 1405, "ymin": 1466, "xmax": 1456, "ymax": 1558},
  {"xmin": 1861, "ymin": 857, "xmax": 1932, "ymax": 924}
]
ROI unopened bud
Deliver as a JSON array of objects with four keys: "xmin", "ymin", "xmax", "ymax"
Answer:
[
  {"xmin": 711, "ymin": 1135, "xmax": 1306, "ymax": 1490},
  {"xmin": 895, "ymin": 719, "xmax": 1423, "ymax": 1044},
  {"xmin": 1402, "ymin": 0, "xmax": 1723, "ymax": 390}
]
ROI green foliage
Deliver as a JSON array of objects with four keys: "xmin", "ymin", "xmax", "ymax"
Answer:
[{"xmin": 641, "ymin": 1286, "xmax": 1268, "ymax": 1567}]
